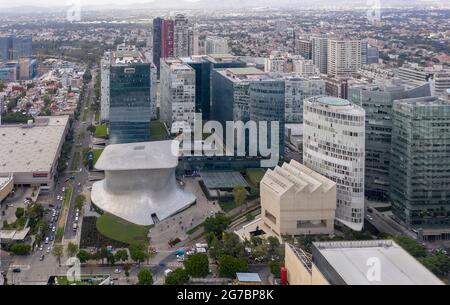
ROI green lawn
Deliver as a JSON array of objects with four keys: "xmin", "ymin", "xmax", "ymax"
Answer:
[
  {"xmin": 150, "ymin": 121, "xmax": 169, "ymax": 141},
  {"xmin": 219, "ymin": 200, "xmax": 238, "ymax": 213},
  {"xmin": 94, "ymin": 124, "xmax": 108, "ymax": 138},
  {"xmin": 71, "ymin": 152, "xmax": 81, "ymax": 171},
  {"xmin": 96, "ymin": 213, "xmax": 150, "ymax": 245},
  {"xmin": 246, "ymin": 168, "xmax": 266, "ymax": 187}
]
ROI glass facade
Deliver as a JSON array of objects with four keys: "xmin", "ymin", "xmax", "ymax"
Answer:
[
  {"xmin": 390, "ymin": 97, "xmax": 450, "ymax": 229},
  {"xmin": 348, "ymin": 83, "xmax": 431, "ymax": 201},
  {"xmin": 249, "ymin": 79, "xmax": 285, "ymax": 159},
  {"xmin": 109, "ymin": 63, "xmax": 152, "ymax": 144}
]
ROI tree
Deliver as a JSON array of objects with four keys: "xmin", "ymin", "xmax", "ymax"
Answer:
[
  {"xmin": 66, "ymin": 242, "xmax": 79, "ymax": 258},
  {"xmin": 203, "ymin": 214, "xmax": 230, "ymax": 239},
  {"xmin": 165, "ymin": 268, "xmax": 190, "ymax": 285},
  {"xmin": 15, "ymin": 207, "xmax": 25, "ymax": 219},
  {"xmin": 129, "ymin": 243, "xmax": 148, "ymax": 265},
  {"xmin": 184, "ymin": 253, "xmax": 209, "ymax": 278},
  {"xmin": 269, "ymin": 261, "xmax": 283, "ymax": 278},
  {"xmin": 77, "ymin": 250, "xmax": 90, "ymax": 263},
  {"xmin": 137, "ymin": 268, "xmax": 153, "ymax": 285},
  {"xmin": 218, "ymin": 255, "xmax": 248, "ymax": 278},
  {"xmin": 233, "ymin": 186, "xmax": 248, "ymax": 212},
  {"xmin": 123, "ymin": 264, "xmax": 131, "ymax": 282},
  {"xmin": 74, "ymin": 195, "xmax": 86, "ymax": 210},
  {"xmin": 114, "ymin": 249, "xmax": 129, "ymax": 263},
  {"xmin": 419, "ymin": 253, "xmax": 450, "ymax": 277},
  {"xmin": 52, "ymin": 244, "xmax": 64, "ymax": 266},
  {"xmin": 394, "ymin": 236, "xmax": 427, "ymax": 258},
  {"xmin": 10, "ymin": 243, "xmax": 32, "ymax": 255},
  {"xmin": 87, "ymin": 124, "xmax": 96, "ymax": 134}
]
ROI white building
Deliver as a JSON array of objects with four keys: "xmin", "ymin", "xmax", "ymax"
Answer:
[
  {"xmin": 433, "ymin": 71, "xmax": 450, "ymax": 96},
  {"xmin": 188, "ymin": 28, "xmax": 199, "ymax": 56},
  {"xmin": 205, "ymin": 36, "xmax": 229, "ymax": 55},
  {"xmin": 264, "ymin": 51, "xmax": 287, "ymax": 73},
  {"xmin": 303, "ymin": 96, "xmax": 365, "ymax": 231},
  {"xmin": 0, "ymin": 116, "xmax": 70, "ymax": 191},
  {"xmin": 327, "ymin": 38, "xmax": 362, "ymax": 78},
  {"xmin": 160, "ymin": 58, "xmax": 196, "ymax": 132},
  {"xmin": 279, "ymin": 74, "xmax": 325, "ymax": 123},
  {"xmin": 174, "ymin": 14, "xmax": 190, "ymax": 57},
  {"xmin": 100, "ymin": 52, "xmax": 111, "ymax": 122},
  {"xmin": 311, "ymin": 35, "xmax": 328, "ymax": 75},
  {"xmin": 292, "ymin": 57, "xmax": 319, "ymax": 76},
  {"xmin": 91, "ymin": 140, "xmax": 196, "ymax": 225}
]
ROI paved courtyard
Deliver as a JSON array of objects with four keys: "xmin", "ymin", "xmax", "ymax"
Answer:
[{"xmin": 149, "ymin": 177, "xmax": 221, "ymax": 251}]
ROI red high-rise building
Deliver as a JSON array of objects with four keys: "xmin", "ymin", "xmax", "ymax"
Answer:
[{"xmin": 161, "ymin": 19, "xmax": 174, "ymax": 59}]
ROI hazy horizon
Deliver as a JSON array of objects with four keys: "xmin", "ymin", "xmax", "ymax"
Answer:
[{"xmin": 0, "ymin": 0, "xmax": 448, "ymax": 9}]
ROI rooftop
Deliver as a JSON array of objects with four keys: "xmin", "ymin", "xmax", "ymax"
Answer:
[
  {"xmin": 201, "ymin": 171, "xmax": 250, "ymax": 190},
  {"xmin": 236, "ymin": 273, "xmax": 262, "ymax": 283},
  {"xmin": 313, "ymin": 240, "xmax": 444, "ymax": 285},
  {"xmin": 95, "ymin": 140, "xmax": 179, "ymax": 171},
  {"xmin": 261, "ymin": 160, "xmax": 335, "ymax": 195},
  {"xmin": 0, "ymin": 116, "xmax": 69, "ymax": 174},
  {"xmin": 317, "ymin": 96, "xmax": 350, "ymax": 106},
  {"xmin": 0, "ymin": 175, "xmax": 13, "ymax": 189}
]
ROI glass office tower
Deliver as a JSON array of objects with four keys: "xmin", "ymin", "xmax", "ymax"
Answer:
[
  {"xmin": 109, "ymin": 54, "xmax": 152, "ymax": 144},
  {"xmin": 390, "ymin": 96, "xmax": 450, "ymax": 240}
]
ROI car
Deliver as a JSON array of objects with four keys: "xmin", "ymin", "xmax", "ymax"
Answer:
[
  {"xmin": 76, "ymin": 208, "xmax": 80, "ymax": 213},
  {"xmin": 367, "ymin": 208, "xmax": 373, "ymax": 213},
  {"xmin": 46, "ymin": 247, "xmax": 51, "ymax": 254},
  {"xmin": 52, "ymin": 227, "xmax": 56, "ymax": 232},
  {"xmin": 79, "ymin": 168, "xmax": 83, "ymax": 172},
  {"xmin": 49, "ymin": 204, "xmax": 55, "ymax": 208},
  {"xmin": 62, "ymin": 187, "xmax": 66, "ymax": 192},
  {"xmin": 12, "ymin": 268, "xmax": 21, "ymax": 273},
  {"xmin": 50, "ymin": 235, "xmax": 54, "ymax": 241},
  {"xmin": 45, "ymin": 237, "xmax": 49, "ymax": 244},
  {"xmin": 40, "ymin": 255, "xmax": 45, "ymax": 261},
  {"xmin": 366, "ymin": 215, "xmax": 374, "ymax": 221},
  {"xmin": 114, "ymin": 269, "xmax": 121, "ymax": 274},
  {"xmin": 7, "ymin": 203, "xmax": 14, "ymax": 207},
  {"xmin": 39, "ymin": 245, "xmax": 43, "ymax": 251},
  {"xmin": 75, "ymin": 216, "xmax": 79, "ymax": 223}
]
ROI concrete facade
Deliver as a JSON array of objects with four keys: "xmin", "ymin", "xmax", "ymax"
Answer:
[{"xmin": 260, "ymin": 160, "xmax": 336, "ymax": 238}]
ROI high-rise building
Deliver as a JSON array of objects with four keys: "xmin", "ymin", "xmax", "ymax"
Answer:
[
  {"xmin": 295, "ymin": 38, "xmax": 312, "ymax": 60},
  {"xmin": 0, "ymin": 35, "xmax": 32, "ymax": 61},
  {"xmin": 390, "ymin": 96, "xmax": 450, "ymax": 241},
  {"xmin": 174, "ymin": 14, "xmax": 189, "ymax": 57},
  {"xmin": 323, "ymin": 76, "xmax": 348, "ymax": 99},
  {"xmin": 264, "ymin": 51, "xmax": 288, "ymax": 73},
  {"xmin": 303, "ymin": 96, "xmax": 365, "ymax": 231},
  {"xmin": 188, "ymin": 28, "xmax": 199, "ymax": 56},
  {"xmin": 100, "ymin": 52, "xmax": 111, "ymax": 122},
  {"xmin": 249, "ymin": 79, "xmax": 286, "ymax": 159},
  {"xmin": 348, "ymin": 81, "xmax": 431, "ymax": 201},
  {"xmin": 160, "ymin": 58, "xmax": 196, "ymax": 132},
  {"xmin": 327, "ymin": 38, "xmax": 362, "ymax": 78},
  {"xmin": 281, "ymin": 75, "xmax": 325, "ymax": 123},
  {"xmin": 152, "ymin": 17, "xmax": 163, "ymax": 73},
  {"xmin": 150, "ymin": 61, "xmax": 158, "ymax": 120},
  {"xmin": 311, "ymin": 35, "xmax": 328, "ymax": 74},
  {"xmin": 161, "ymin": 19, "xmax": 174, "ymax": 59},
  {"xmin": 398, "ymin": 63, "xmax": 434, "ymax": 83},
  {"xmin": 433, "ymin": 71, "xmax": 450, "ymax": 96},
  {"xmin": 181, "ymin": 54, "xmax": 246, "ymax": 121},
  {"xmin": 292, "ymin": 58, "xmax": 319, "ymax": 76},
  {"xmin": 211, "ymin": 67, "xmax": 266, "ymax": 125},
  {"xmin": 108, "ymin": 46, "xmax": 152, "ymax": 144},
  {"xmin": 205, "ymin": 36, "xmax": 229, "ymax": 55}
]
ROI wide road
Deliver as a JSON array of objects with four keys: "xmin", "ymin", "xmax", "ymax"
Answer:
[{"xmin": 60, "ymin": 67, "xmax": 97, "ymax": 240}]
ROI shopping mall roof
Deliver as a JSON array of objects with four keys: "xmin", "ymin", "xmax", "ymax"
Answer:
[
  {"xmin": 313, "ymin": 240, "xmax": 443, "ymax": 285},
  {"xmin": 0, "ymin": 116, "xmax": 69, "ymax": 174}
]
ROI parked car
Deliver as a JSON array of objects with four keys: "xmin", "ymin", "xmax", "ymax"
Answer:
[{"xmin": 40, "ymin": 255, "xmax": 45, "ymax": 261}]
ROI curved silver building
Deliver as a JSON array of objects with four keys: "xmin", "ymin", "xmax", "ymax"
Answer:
[
  {"xmin": 91, "ymin": 140, "xmax": 196, "ymax": 226},
  {"xmin": 303, "ymin": 96, "xmax": 365, "ymax": 231}
]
